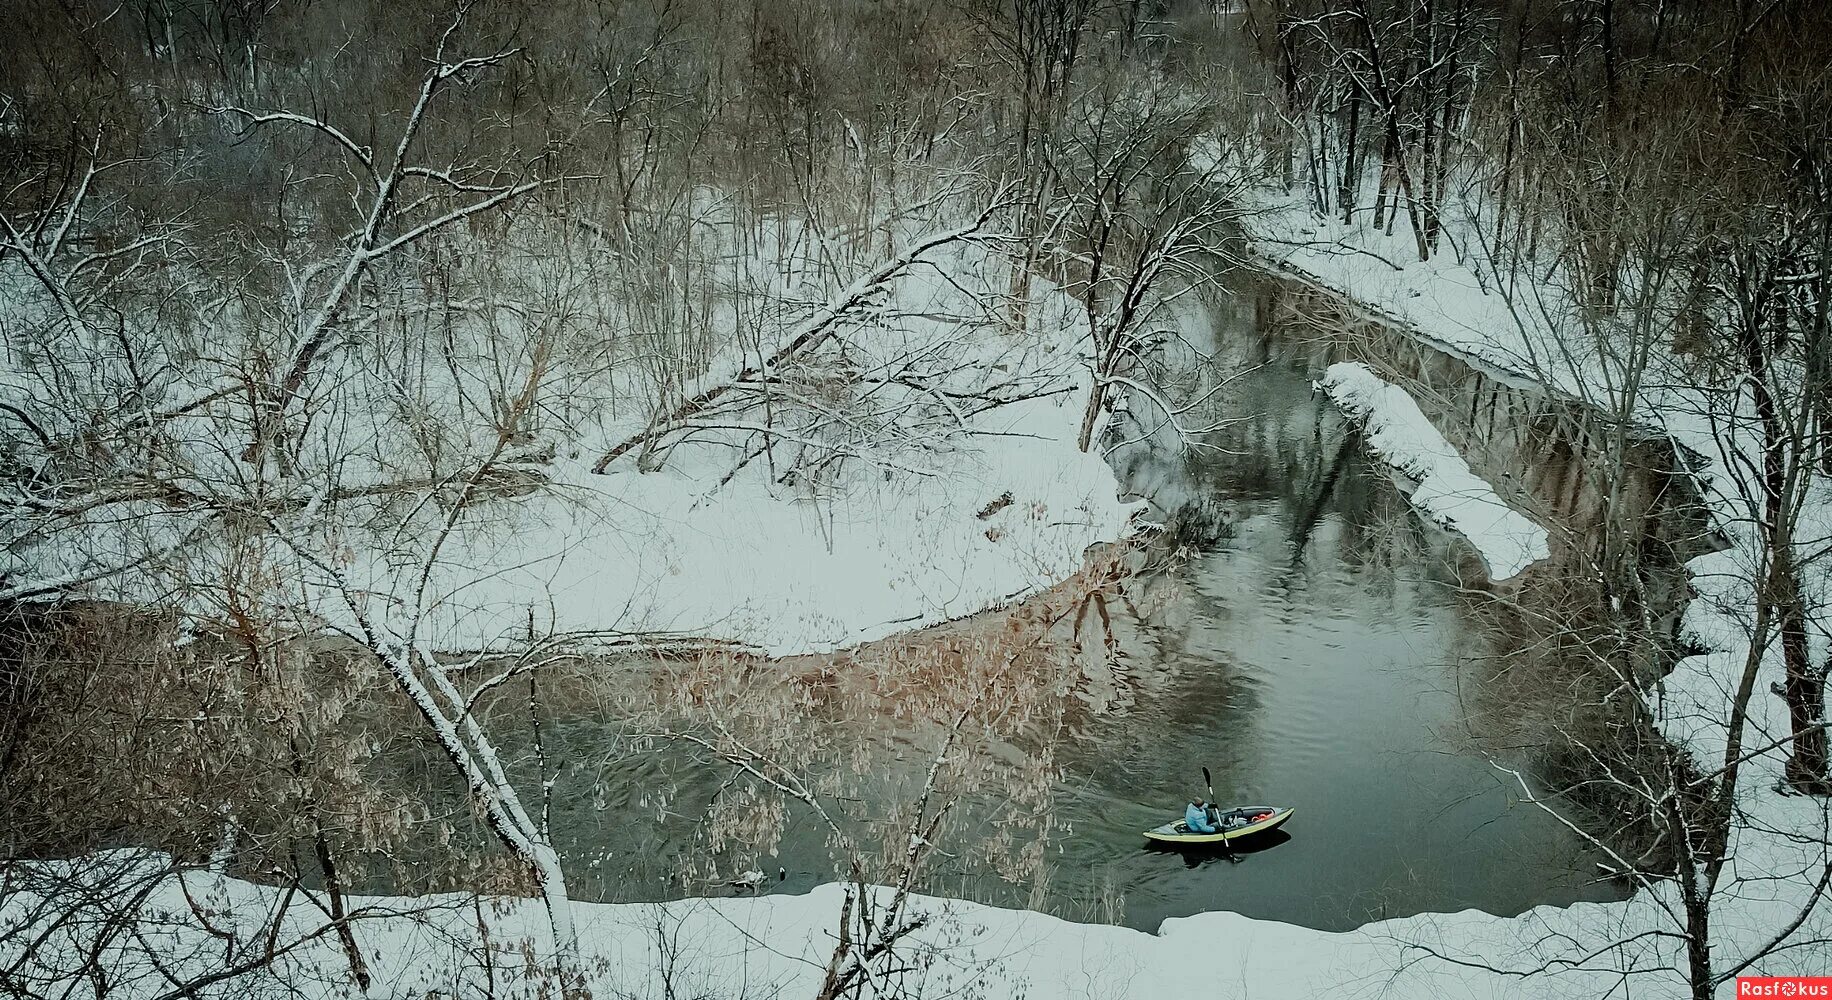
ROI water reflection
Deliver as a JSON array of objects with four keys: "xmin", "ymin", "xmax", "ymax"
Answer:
[
  {"xmin": 385, "ymin": 319, "xmax": 1629, "ymax": 934},
  {"xmin": 1044, "ymin": 338, "xmax": 1623, "ymax": 930}
]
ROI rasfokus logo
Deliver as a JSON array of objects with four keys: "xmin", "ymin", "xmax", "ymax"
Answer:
[{"xmin": 1739, "ymin": 978, "xmax": 1832, "ymax": 997}]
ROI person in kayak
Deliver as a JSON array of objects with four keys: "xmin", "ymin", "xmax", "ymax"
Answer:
[{"xmin": 1185, "ymin": 799, "xmax": 1219, "ymax": 834}]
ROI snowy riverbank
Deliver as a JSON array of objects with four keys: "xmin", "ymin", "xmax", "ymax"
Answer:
[
  {"xmin": 1244, "ymin": 191, "xmax": 1832, "ymax": 993},
  {"xmin": 5, "ymin": 229, "xmax": 1138, "ymax": 659},
  {"xmin": 0, "ymin": 850, "xmax": 1700, "ymax": 1000},
  {"xmin": 326, "ymin": 284, "xmax": 1138, "ymax": 658}
]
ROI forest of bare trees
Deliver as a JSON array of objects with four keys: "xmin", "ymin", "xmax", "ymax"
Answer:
[{"xmin": 2, "ymin": 0, "xmax": 1830, "ymax": 997}]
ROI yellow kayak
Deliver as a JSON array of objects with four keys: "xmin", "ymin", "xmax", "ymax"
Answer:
[{"xmin": 1142, "ymin": 805, "xmax": 1294, "ymax": 845}]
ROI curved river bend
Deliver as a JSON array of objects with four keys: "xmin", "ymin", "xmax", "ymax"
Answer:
[{"xmin": 462, "ymin": 299, "xmax": 1636, "ymax": 934}]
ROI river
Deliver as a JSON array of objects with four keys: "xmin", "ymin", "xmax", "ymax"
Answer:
[
  {"xmin": 1047, "ymin": 323, "xmax": 1628, "ymax": 929},
  {"xmin": 427, "ymin": 288, "xmax": 1636, "ymax": 935}
]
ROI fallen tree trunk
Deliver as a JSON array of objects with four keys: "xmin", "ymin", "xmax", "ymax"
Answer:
[{"xmin": 591, "ymin": 208, "xmax": 1002, "ymax": 474}]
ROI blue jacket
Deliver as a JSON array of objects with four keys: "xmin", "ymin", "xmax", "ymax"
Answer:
[{"xmin": 1185, "ymin": 802, "xmax": 1218, "ymax": 833}]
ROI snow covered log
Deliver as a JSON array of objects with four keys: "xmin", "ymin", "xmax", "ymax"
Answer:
[{"xmin": 1319, "ymin": 361, "xmax": 1549, "ymax": 581}]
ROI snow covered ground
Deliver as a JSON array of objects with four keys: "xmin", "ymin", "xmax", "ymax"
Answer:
[
  {"xmin": 314, "ymin": 264, "xmax": 1139, "ymax": 657},
  {"xmin": 377, "ymin": 441, "xmax": 1131, "ymax": 659},
  {"xmin": 0, "ymin": 850, "xmax": 1653, "ymax": 999},
  {"xmin": 5, "ymin": 218, "xmax": 1138, "ymax": 658},
  {"xmin": 0, "ymin": 843, "xmax": 1751, "ymax": 1000},
  {"xmin": 7, "ymin": 185, "xmax": 1827, "ymax": 997},
  {"xmin": 1241, "ymin": 195, "xmax": 1569, "ymax": 390}
]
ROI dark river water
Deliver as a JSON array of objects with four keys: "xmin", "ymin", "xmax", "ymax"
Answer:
[
  {"xmin": 455, "ymin": 311, "xmax": 1630, "ymax": 935},
  {"xmin": 1049, "ymin": 351, "xmax": 1624, "ymax": 929}
]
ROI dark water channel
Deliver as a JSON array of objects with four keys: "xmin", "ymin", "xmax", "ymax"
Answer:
[
  {"xmin": 446, "ymin": 312, "xmax": 1635, "ymax": 936},
  {"xmin": 1055, "ymin": 348, "xmax": 1627, "ymax": 930}
]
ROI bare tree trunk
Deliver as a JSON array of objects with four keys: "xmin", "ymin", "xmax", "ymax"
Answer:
[
  {"xmin": 1740, "ymin": 290, "xmax": 1829, "ymax": 792},
  {"xmin": 1339, "ymin": 85, "xmax": 1361, "ymax": 224},
  {"xmin": 1076, "ymin": 379, "xmax": 1106, "ymax": 452},
  {"xmin": 1373, "ymin": 132, "xmax": 1395, "ymax": 229},
  {"xmin": 1778, "ymin": 545, "xmax": 1830, "ymax": 790},
  {"xmin": 312, "ymin": 823, "xmax": 372, "ymax": 991}
]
